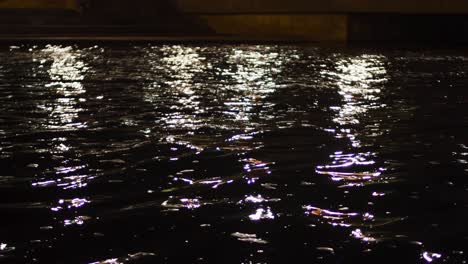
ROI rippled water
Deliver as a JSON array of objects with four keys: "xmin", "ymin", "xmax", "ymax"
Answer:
[{"xmin": 0, "ymin": 44, "xmax": 467, "ymax": 263}]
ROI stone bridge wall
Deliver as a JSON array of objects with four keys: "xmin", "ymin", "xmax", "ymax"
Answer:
[{"xmin": 1, "ymin": 0, "xmax": 468, "ymax": 41}]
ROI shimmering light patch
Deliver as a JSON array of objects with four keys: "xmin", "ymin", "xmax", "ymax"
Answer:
[
  {"xmin": 323, "ymin": 55, "xmax": 387, "ymax": 130},
  {"xmin": 141, "ymin": 46, "xmax": 285, "ymax": 150},
  {"xmin": 42, "ymin": 45, "xmax": 88, "ymax": 83},
  {"xmin": 57, "ymin": 174, "xmax": 95, "ymax": 190},
  {"xmin": 317, "ymin": 152, "xmax": 377, "ymax": 169},
  {"xmin": 55, "ymin": 165, "xmax": 86, "ymax": 175},
  {"xmin": 51, "ymin": 198, "xmax": 90, "ymax": 211},
  {"xmin": 55, "ymin": 143, "xmax": 70, "ymax": 152},
  {"xmin": 317, "ymin": 170, "xmax": 381, "ymax": 181},
  {"xmin": 305, "ymin": 205, "xmax": 403, "ymax": 229},
  {"xmin": 34, "ymin": 45, "xmax": 88, "ymax": 130},
  {"xmin": 453, "ymin": 144, "xmax": 468, "ymax": 169},
  {"xmin": 227, "ymin": 48, "xmax": 282, "ymax": 91},
  {"xmin": 161, "ymin": 46, "xmax": 204, "ymax": 87},
  {"xmin": 240, "ymin": 195, "xmax": 280, "ymax": 205},
  {"xmin": 249, "ymin": 208, "xmax": 275, "ymax": 221},
  {"xmin": 143, "ymin": 46, "xmax": 207, "ymax": 131},
  {"xmin": 242, "ymin": 158, "xmax": 273, "ymax": 181},
  {"xmin": 363, "ymin": 213, "xmax": 375, "ymax": 220},
  {"xmin": 32, "ymin": 165, "xmax": 90, "ymax": 189},
  {"xmin": 351, "ymin": 228, "xmax": 377, "ymax": 242},
  {"xmin": 89, "ymin": 258, "xmax": 120, "ymax": 264},
  {"xmin": 31, "ymin": 178, "xmax": 56, "ymax": 187},
  {"xmin": 64, "ymin": 216, "xmax": 92, "ymax": 226},
  {"xmin": 244, "ymin": 195, "xmax": 266, "ymax": 204},
  {"xmin": 317, "ymin": 55, "xmax": 388, "ymax": 187},
  {"xmin": 219, "ymin": 47, "xmax": 284, "ymax": 125},
  {"xmin": 422, "ymin": 251, "xmax": 442, "ymax": 262},
  {"xmin": 231, "ymin": 232, "xmax": 268, "ymax": 244},
  {"xmin": 306, "ymin": 206, "xmax": 359, "ymax": 218},
  {"xmin": 305, "ymin": 206, "xmax": 360, "ymax": 227},
  {"xmin": 316, "ymin": 247, "xmax": 335, "ymax": 254},
  {"xmin": 0, "ymin": 243, "xmax": 14, "ymax": 253},
  {"xmin": 316, "ymin": 152, "xmax": 385, "ymax": 184},
  {"xmin": 161, "ymin": 197, "xmax": 203, "ymax": 210},
  {"xmin": 173, "ymin": 177, "xmax": 194, "ymax": 185},
  {"xmin": 164, "ymin": 136, "xmax": 204, "ymax": 153},
  {"xmin": 226, "ymin": 132, "xmax": 258, "ymax": 142}
]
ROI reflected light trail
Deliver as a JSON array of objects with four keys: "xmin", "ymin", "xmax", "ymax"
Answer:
[
  {"xmin": 221, "ymin": 48, "xmax": 282, "ymax": 124},
  {"xmin": 30, "ymin": 45, "xmax": 92, "ymax": 193},
  {"xmin": 144, "ymin": 45, "xmax": 206, "ymax": 131},
  {"xmin": 35, "ymin": 45, "xmax": 88, "ymax": 130},
  {"xmin": 324, "ymin": 55, "xmax": 388, "ymax": 146},
  {"xmin": 317, "ymin": 55, "xmax": 388, "ymax": 185}
]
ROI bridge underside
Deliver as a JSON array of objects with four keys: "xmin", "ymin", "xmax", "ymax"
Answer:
[
  {"xmin": 1, "ymin": 0, "xmax": 468, "ymax": 42},
  {"xmin": 0, "ymin": 0, "xmax": 76, "ymax": 9}
]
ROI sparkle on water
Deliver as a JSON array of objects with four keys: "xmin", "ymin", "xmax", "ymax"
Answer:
[{"xmin": 0, "ymin": 44, "xmax": 467, "ymax": 263}]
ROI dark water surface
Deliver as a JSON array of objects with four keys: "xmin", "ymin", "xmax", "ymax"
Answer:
[{"xmin": 0, "ymin": 44, "xmax": 467, "ymax": 263}]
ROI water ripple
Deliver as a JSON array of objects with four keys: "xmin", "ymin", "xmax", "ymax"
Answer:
[{"xmin": 0, "ymin": 44, "xmax": 466, "ymax": 263}]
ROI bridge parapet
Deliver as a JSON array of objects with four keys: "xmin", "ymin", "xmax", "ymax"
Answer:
[{"xmin": 1, "ymin": 0, "xmax": 468, "ymax": 42}]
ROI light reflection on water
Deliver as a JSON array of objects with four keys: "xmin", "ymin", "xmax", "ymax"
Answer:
[
  {"xmin": 35, "ymin": 45, "xmax": 88, "ymax": 130},
  {"xmin": 317, "ymin": 55, "xmax": 388, "ymax": 184},
  {"xmin": 0, "ymin": 44, "xmax": 467, "ymax": 263}
]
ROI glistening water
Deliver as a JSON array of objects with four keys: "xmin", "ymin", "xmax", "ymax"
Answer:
[{"xmin": 0, "ymin": 44, "xmax": 467, "ymax": 264}]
